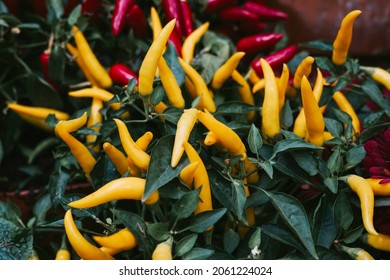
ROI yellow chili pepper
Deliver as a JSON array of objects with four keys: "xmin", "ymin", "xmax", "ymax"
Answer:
[
  {"xmin": 183, "ymin": 141, "xmax": 213, "ymax": 215},
  {"xmin": 55, "ymin": 111, "xmax": 88, "ymax": 135},
  {"xmin": 152, "ymin": 237, "xmax": 173, "ymax": 260},
  {"xmin": 135, "ymin": 131, "xmax": 154, "ymax": 152},
  {"xmin": 252, "ymin": 78, "xmax": 265, "ymax": 93},
  {"xmin": 158, "ymin": 56, "xmax": 185, "ymax": 108},
  {"xmin": 55, "ymin": 235, "xmax": 71, "ymax": 260},
  {"xmin": 293, "ymin": 69, "xmax": 324, "ymax": 138},
  {"xmin": 366, "ymin": 178, "xmax": 390, "ymax": 196},
  {"xmin": 301, "ymin": 75, "xmax": 324, "ymax": 146},
  {"xmin": 231, "ymin": 70, "xmax": 256, "ymax": 121},
  {"xmin": 278, "ymin": 63, "xmax": 289, "ymax": 111},
  {"xmin": 238, "ymin": 178, "xmax": 256, "ymax": 239},
  {"xmin": 72, "ymin": 26, "xmax": 112, "ymax": 88},
  {"xmin": 293, "ymin": 56, "xmax": 315, "ymax": 88},
  {"xmin": 260, "ymin": 58, "xmax": 280, "ymax": 139},
  {"xmin": 179, "ymin": 161, "xmax": 199, "ymax": 187},
  {"xmin": 64, "ymin": 210, "xmax": 114, "ymax": 260},
  {"xmin": 103, "ymin": 142, "xmax": 130, "ymax": 176},
  {"xmin": 7, "ymin": 103, "xmax": 70, "ymax": 132},
  {"xmin": 211, "ymin": 52, "xmax": 246, "ymax": 90},
  {"xmin": 68, "ymin": 177, "xmax": 159, "ymax": 208},
  {"xmin": 56, "ymin": 113, "xmax": 96, "ymax": 179},
  {"xmin": 150, "ymin": 6, "xmax": 162, "ymax": 41},
  {"xmin": 363, "ymin": 233, "xmax": 390, "ymax": 252},
  {"xmin": 196, "ymin": 109, "xmax": 247, "ymax": 160},
  {"xmin": 182, "ymin": 22, "xmax": 210, "ymax": 64},
  {"xmin": 138, "ymin": 19, "xmax": 176, "ymax": 96},
  {"xmin": 332, "ymin": 10, "xmax": 362, "ymax": 65},
  {"xmin": 86, "ymin": 97, "xmax": 103, "ymax": 152},
  {"xmin": 68, "ymin": 87, "xmax": 121, "ymax": 111},
  {"xmin": 178, "ymin": 57, "xmax": 216, "ymax": 112},
  {"xmin": 66, "ymin": 43, "xmax": 98, "ymax": 87},
  {"xmin": 341, "ymin": 175, "xmax": 378, "ymax": 235},
  {"xmin": 339, "ymin": 244, "xmax": 374, "ymax": 260},
  {"xmin": 171, "ymin": 108, "xmax": 198, "ymax": 167},
  {"xmin": 360, "ymin": 66, "xmax": 390, "ymax": 91},
  {"xmin": 184, "ymin": 76, "xmax": 198, "ymax": 99},
  {"xmin": 248, "ymin": 69, "xmax": 261, "ymax": 85},
  {"xmin": 114, "ymin": 118, "xmax": 150, "ymax": 171},
  {"xmin": 332, "ymin": 91, "xmax": 360, "ymax": 136},
  {"xmin": 92, "ymin": 228, "xmax": 137, "ymax": 254}
]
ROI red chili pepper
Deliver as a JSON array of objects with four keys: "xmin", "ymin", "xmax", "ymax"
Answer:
[
  {"xmin": 126, "ymin": 4, "xmax": 149, "ymax": 39},
  {"xmin": 236, "ymin": 33, "xmax": 283, "ymax": 55},
  {"xmin": 162, "ymin": 0, "xmax": 185, "ymax": 39},
  {"xmin": 206, "ymin": 0, "xmax": 237, "ymax": 14},
  {"xmin": 242, "ymin": 2, "xmax": 288, "ymax": 21},
  {"xmin": 112, "ymin": 0, "xmax": 135, "ymax": 36},
  {"xmin": 180, "ymin": 0, "xmax": 194, "ymax": 37},
  {"xmin": 220, "ymin": 6, "xmax": 260, "ymax": 22},
  {"xmin": 251, "ymin": 45, "xmax": 298, "ymax": 77},
  {"xmin": 109, "ymin": 63, "xmax": 139, "ymax": 86}
]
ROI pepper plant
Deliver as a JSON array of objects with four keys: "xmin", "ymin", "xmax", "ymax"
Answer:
[{"xmin": 0, "ymin": 0, "xmax": 390, "ymax": 260}]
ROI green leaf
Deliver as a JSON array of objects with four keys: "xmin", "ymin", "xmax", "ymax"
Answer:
[
  {"xmin": 223, "ymin": 229, "xmax": 240, "ymax": 254},
  {"xmin": 171, "ymin": 188, "xmax": 201, "ymax": 220},
  {"xmin": 327, "ymin": 146, "xmax": 343, "ymax": 175},
  {"xmin": 274, "ymin": 154, "xmax": 311, "ymax": 185},
  {"xmin": 345, "ymin": 145, "xmax": 366, "ymax": 169},
  {"xmin": 342, "ymin": 226, "xmax": 364, "ymax": 244},
  {"xmin": 248, "ymin": 124, "xmax": 262, "ymax": 155},
  {"xmin": 90, "ymin": 154, "xmax": 119, "ymax": 189},
  {"xmin": 359, "ymin": 122, "xmax": 390, "ymax": 143},
  {"xmin": 361, "ymin": 79, "xmax": 385, "ymax": 109},
  {"xmin": 245, "ymin": 190, "xmax": 269, "ymax": 208},
  {"xmin": 323, "ymin": 177, "xmax": 338, "ymax": 194},
  {"xmin": 48, "ymin": 167, "xmax": 71, "ymax": 206},
  {"xmin": 32, "ymin": 193, "xmax": 52, "ymax": 225},
  {"xmin": 280, "ymin": 99, "xmax": 293, "ymax": 129},
  {"xmin": 0, "ymin": 218, "xmax": 33, "ymax": 260},
  {"xmin": 217, "ymin": 101, "xmax": 258, "ymax": 115},
  {"xmin": 324, "ymin": 118, "xmax": 343, "ymax": 138},
  {"xmin": 271, "ymin": 139, "xmax": 323, "ymax": 159},
  {"xmin": 209, "ymin": 169, "xmax": 235, "ymax": 211},
  {"xmin": 26, "ymin": 74, "xmax": 63, "ymax": 109},
  {"xmin": 0, "ymin": 201, "xmax": 22, "ymax": 225},
  {"xmin": 48, "ymin": 43, "xmax": 66, "ymax": 84},
  {"xmin": 192, "ymin": 53, "xmax": 224, "ymax": 84},
  {"xmin": 48, "ymin": 0, "xmax": 64, "ymax": 19},
  {"xmin": 314, "ymin": 56, "xmax": 337, "ymax": 74},
  {"xmin": 248, "ymin": 227, "xmax": 261, "ymax": 250},
  {"xmin": 262, "ymin": 223, "xmax": 308, "ymax": 256},
  {"xmin": 113, "ymin": 209, "xmax": 153, "ymax": 258},
  {"xmin": 144, "ymin": 135, "xmax": 189, "ymax": 201},
  {"xmin": 150, "ymin": 85, "xmax": 165, "ymax": 106},
  {"xmin": 147, "ymin": 223, "xmax": 170, "ymax": 242},
  {"xmin": 187, "ymin": 208, "xmax": 227, "ymax": 233},
  {"xmin": 312, "ymin": 195, "xmax": 337, "ymax": 249},
  {"xmin": 363, "ymin": 111, "xmax": 385, "ymax": 128},
  {"xmin": 182, "ymin": 247, "xmax": 214, "ymax": 260},
  {"xmin": 165, "ymin": 42, "xmax": 185, "ymax": 86},
  {"xmin": 300, "ymin": 40, "xmax": 333, "ymax": 52},
  {"xmin": 258, "ymin": 160, "xmax": 273, "ymax": 178},
  {"xmin": 334, "ymin": 192, "xmax": 354, "ymax": 232},
  {"xmin": 333, "ymin": 74, "xmax": 352, "ymax": 92},
  {"xmin": 291, "ymin": 151, "xmax": 318, "ymax": 176},
  {"xmin": 262, "ymin": 190, "xmax": 318, "ymax": 259},
  {"xmin": 67, "ymin": 4, "xmax": 82, "ymax": 26},
  {"xmin": 231, "ymin": 179, "xmax": 246, "ymax": 221},
  {"xmin": 174, "ymin": 234, "xmax": 198, "ymax": 257}
]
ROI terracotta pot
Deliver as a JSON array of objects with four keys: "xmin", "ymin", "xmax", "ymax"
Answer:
[{"xmin": 269, "ymin": 0, "xmax": 390, "ymax": 56}]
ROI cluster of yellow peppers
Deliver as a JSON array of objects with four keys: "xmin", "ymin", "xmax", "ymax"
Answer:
[{"xmin": 7, "ymin": 9, "xmax": 390, "ymax": 260}]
